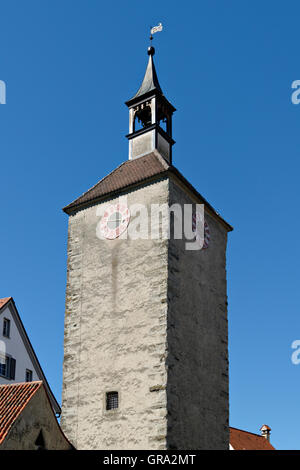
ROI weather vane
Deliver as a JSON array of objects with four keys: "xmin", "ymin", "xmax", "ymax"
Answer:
[{"xmin": 150, "ymin": 22, "xmax": 163, "ymax": 44}]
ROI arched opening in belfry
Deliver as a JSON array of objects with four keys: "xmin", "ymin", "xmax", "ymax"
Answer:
[
  {"xmin": 157, "ymin": 101, "xmax": 171, "ymax": 135},
  {"xmin": 158, "ymin": 116, "xmax": 168, "ymax": 133}
]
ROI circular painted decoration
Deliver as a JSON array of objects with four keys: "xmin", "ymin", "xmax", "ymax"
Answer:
[
  {"xmin": 100, "ymin": 203, "xmax": 130, "ymax": 240},
  {"xmin": 192, "ymin": 213, "xmax": 210, "ymax": 249}
]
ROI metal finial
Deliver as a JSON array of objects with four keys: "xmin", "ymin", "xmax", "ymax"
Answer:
[{"xmin": 150, "ymin": 23, "xmax": 163, "ymax": 36}]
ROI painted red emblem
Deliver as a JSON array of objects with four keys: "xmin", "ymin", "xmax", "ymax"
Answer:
[
  {"xmin": 192, "ymin": 213, "xmax": 210, "ymax": 249},
  {"xmin": 100, "ymin": 203, "xmax": 130, "ymax": 240}
]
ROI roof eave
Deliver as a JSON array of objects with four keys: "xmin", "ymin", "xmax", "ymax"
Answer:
[
  {"xmin": 125, "ymin": 90, "xmax": 176, "ymax": 113},
  {"xmin": 0, "ymin": 297, "xmax": 61, "ymax": 415},
  {"xmin": 63, "ymin": 163, "xmax": 233, "ymax": 232},
  {"xmin": 63, "ymin": 171, "xmax": 169, "ymax": 215}
]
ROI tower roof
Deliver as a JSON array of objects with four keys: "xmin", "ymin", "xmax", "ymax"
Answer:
[
  {"xmin": 126, "ymin": 47, "xmax": 163, "ymax": 106},
  {"xmin": 62, "ymin": 151, "xmax": 233, "ymax": 232}
]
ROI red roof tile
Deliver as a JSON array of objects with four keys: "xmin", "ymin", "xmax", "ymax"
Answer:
[
  {"xmin": 0, "ymin": 381, "xmax": 43, "ymax": 444},
  {"xmin": 0, "ymin": 297, "xmax": 11, "ymax": 310},
  {"xmin": 0, "ymin": 298, "xmax": 60, "ymax": 414},
  {"xmin": 230, "ymin": 427, "xmax": 275, "ymax": 450}
]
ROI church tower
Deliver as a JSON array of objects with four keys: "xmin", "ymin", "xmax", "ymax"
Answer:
[
  {"xmin": 61, "ymin": 45, "xmax": 232, "ymax": 450},
  {"xmin": 126, "ymin": 46, "xmax": 175, "ymax": 163}
]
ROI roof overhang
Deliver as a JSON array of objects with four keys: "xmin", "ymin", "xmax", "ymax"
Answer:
[{"xmin": 63, "ymin": 152, "xmax": 233, "ymax": 232}]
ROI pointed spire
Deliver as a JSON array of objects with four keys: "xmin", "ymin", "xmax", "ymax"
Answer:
[
  {"xmin": 125, "ymin": 44, "xmax": 176, "ymax": 163},
  {"xmin": 127, "ymin": 47, "xmax": 163, "ymax": 104}
]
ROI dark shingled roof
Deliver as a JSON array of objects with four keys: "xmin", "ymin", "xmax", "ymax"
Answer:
[
  {"xmin": 125, "ymin": 47, "xmax": 175, "ymax": 112},
  {"xmin": 230, "ymin": 427, "xmax": 275, "ymax": 450},
  {"xmin": 128, "ymin": 50, "xmax": 162, "ymax": 102},
  {"xmin": 63, "ymin": 151, "xmax": 233, "ymax": 231},
  {"xmin": 63, "ymin": 152, "xmax": 168, "ymax": 213}
]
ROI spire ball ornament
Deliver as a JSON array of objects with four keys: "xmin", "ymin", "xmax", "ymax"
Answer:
[{"xmin": 148, "ymin": 46, "xmax": 155, "ymax": 56}]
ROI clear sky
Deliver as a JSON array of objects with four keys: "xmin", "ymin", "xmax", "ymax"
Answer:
[{"xmin": 1, "ymin": 0, "xmax": 300, "ymax": 450}]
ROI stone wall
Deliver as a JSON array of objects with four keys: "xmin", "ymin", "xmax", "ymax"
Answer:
[
  {"xmin": 61, "ymin": 175, "xmax": 230, "ymax": 450},
  {"xmin": 166, "ymin": 178, "xmax": 229, "ymax": 449},
  {"xmin": 61, "ymin": 179, "xmax": 170, "ymax": 449}
]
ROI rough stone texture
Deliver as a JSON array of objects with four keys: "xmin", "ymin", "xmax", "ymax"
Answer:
[
  {"xmin": 166, "ymin": 179, "xmax": 229, "ymax": 450},
  {"xmin": 61, "ymin": 179, "xmax": 170, "ymax": 450},
  {"xmin": 0, "ymin": 386, "xmax": 71, "ymax": 450},
  {"xmin": 61, "ymin": 175, "xmax": 229, "ymax": 450}
]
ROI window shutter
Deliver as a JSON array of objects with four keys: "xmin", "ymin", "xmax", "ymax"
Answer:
[{"xmin": 9, "ymin": 357, "xmax": 16, "ymax": 380}]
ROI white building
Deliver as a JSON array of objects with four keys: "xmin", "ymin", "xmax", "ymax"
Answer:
[{"xmin": 0, "ymin": 297, "xmax": 60, "ymax": 414}]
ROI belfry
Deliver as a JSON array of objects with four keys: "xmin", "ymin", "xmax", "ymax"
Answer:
[
  {"xmin": 126, "ymin": 46, "xmax": 175, "ymax": 162},
  {"xmin": 61, "ymin": 43, "xmax": 232, "ymax": 450}
]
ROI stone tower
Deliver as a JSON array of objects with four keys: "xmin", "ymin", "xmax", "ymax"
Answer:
[{"xmin": 61, "ymin": 46, "xmax": 232, "ymax": 450}]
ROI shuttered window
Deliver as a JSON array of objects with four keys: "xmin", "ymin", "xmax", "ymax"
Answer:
[
  {"xmin": 0, "ymin": 359, "xmax": 6, "ymax": 377},
  {"xmin": 0, "ymin": 356, "xmax": 16, "ymax": 380},
  {"xmin": 25, "ymin": 369, "xmax": 33, "ymax": 382},
  {"xmin": 9, "ymin": 357, "xmax": 16, "ymax": 379}
]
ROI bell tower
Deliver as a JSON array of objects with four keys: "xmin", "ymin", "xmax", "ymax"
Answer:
[
  {"xmin": 61, "ymin": 42, "xmax": 232, "ymax": 451},
  {"xmin": 126, "ymin": 46, "xmax": 175, "ymax": 163}
]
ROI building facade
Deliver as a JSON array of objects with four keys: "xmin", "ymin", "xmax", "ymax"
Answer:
[
  {"xmin": 0, "ymin": 297, "xmax": 60, "ymax": 414},
  {"xmin": 61, "ymin": 46, "xmax": 232, "ymax": 449}
]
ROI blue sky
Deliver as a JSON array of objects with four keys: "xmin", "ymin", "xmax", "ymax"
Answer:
[{"xmin": 1, "ymin": 0, "xmax": 300, "ymax": 450}]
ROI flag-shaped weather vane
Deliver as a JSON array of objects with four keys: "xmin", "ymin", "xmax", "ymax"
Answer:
[{"xmin": 150, "ymin": 22, "xmax": 163, "ymax": 44}]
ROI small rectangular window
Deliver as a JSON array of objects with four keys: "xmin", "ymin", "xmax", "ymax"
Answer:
[
  {"xmin": 25, "ymin": 369, "xmax": 33, "ymax": 382},
  {"xmin": 106, "ymin": 391, "xmax": 118, "ymax": 410},
  {"xmin": 3, "ymin": 318, "xmax": 10, "ymax": 338}
]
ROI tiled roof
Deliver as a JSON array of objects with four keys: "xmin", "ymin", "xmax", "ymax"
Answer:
[
  {"xmin": 0, "ymin": 297, "xmax": 60, "ymax": 415},
  {"xmin": 63, "ymin": 152, "xmax": 233, "ymax": 231},
  {"xmin": 63, "ymin": 151, "xmax": 169, "ymax": 214},
  {"xmin": 230, "ymin": 427, "xmax": 275, "ymax": 450},
  {"xmin": 0, "ymin": 297, "xmax": 12, "ymax": 310},
  {"xmin": 0, "ymin": 381, "xmax": 43, "ymax": 444}
]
